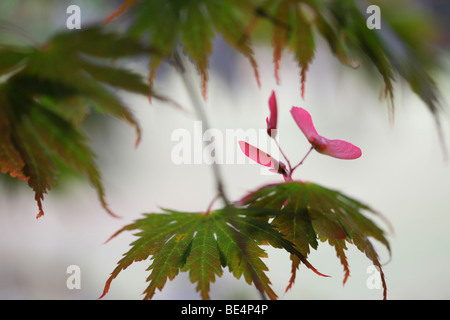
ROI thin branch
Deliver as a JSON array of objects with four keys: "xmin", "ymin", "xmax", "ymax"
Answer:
[
  {"xmin": 291, "ymin": 146, "xmax": 314, "ymax": 173},
  {"xmin": 205, "ymin": 193, "xmax": 220, "ymax": 215},
  {"xmin": 172, "ymin": 47, "xmax": 230, "ymax": 206},
  {"xmin": 273, "ymin": 136, "xmax": 292, "ymax": 173}
]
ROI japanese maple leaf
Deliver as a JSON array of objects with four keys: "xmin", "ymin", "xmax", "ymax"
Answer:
[
  {"xmin": 0, "ymin": 27, "xmax": 162, "ymax": 218},
  {"xmin": 290, "ymin": 107, "xmax": 362, "ymax": 160},
  {"xmin": 240, "ymin": 181, "xmax": 391, "ymax": 300},
  {"xmin": 100, "ymin": 206, "xmax": 326, "ymax": 300}
]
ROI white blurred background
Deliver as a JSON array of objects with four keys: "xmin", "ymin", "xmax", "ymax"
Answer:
[{"xmin": 1, "ymin": 0, "xmax": 449, "ymax": 300}]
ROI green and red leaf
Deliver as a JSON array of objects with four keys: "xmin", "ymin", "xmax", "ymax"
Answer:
[
  {"xmin": 240, "ymin": 181, "xmax": 391, "ymax": 299},
  {"xmin": 0, "ymin": 27, "xmax": 160, "ymax": 218},
  {"xmin": 100, "ymin": 206, "xmax": 326, "ymax": 300}
]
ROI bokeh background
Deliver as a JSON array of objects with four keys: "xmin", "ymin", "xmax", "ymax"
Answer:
[{"xmin": 0, "ymin": 0, "xmax": 449, "ymax": 299}]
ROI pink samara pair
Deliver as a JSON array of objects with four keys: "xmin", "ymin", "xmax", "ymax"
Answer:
[{"xmin": 240, "ymin": 91, "xmax": 361, "ymax": 181}]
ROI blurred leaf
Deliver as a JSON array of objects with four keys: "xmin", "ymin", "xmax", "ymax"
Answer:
[
  {"xmin": 252, "ymin": 0, "xmax": 445, "ymax": 150},
  {"xmin": 0, "ymin": 48, "xmax": 29, "ymax": 76},
  {"xmin": 0, "ymin": 96, "xmax": 28, "ymax": 182},
  {"xmin": 0, "ymin": 26, "xmax": 158, "ymax": 218},
  {"xmin": 105, "ymin": 1, "xmax": 446, "ymax": 149},
  {"xmin": 239, "ymin": 181, "xmax": 391, "ymax": 299},
  {"xmin": 106, "ymin": 0, "xmax": 260, "ymax": 98},
  {"xmin": 0, "ymin": 78, "xmax": 116, "ymax": 218},
  {"xmin": 257, "ymin": 0, "xmax": 316, "ymax": 97},
  {"xmin": 100, "ymin": 205, "xmax": 326, "ymax": 300},
  {"xmin": 104, "ymin": 0, "xmax": 140, "ymax": 25}
]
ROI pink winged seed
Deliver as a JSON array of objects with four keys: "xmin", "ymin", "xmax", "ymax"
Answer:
[
  {"xmin": 290, "ymin": 107, "xmax": 361, "ymax": 160},
  {"xmin": 266, "ymin": 90, "xmax": 278, "ymax": 137},
  {"xmin": 239, "ymin": 141, "xmax": 279, "ymax": 169}
]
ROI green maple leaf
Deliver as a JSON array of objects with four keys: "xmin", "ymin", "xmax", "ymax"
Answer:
[
  {"xmin": 239, "ymin": 181, "xmax": 392, "ymax": 299},
  {"xmin": 105, "ymin": 0, "xmax": 260, "ymax": 98},
  {"xmin": 100, "ymin": 206, "xmax": 326, "ymax": 300},
  {"xmin": 0, "ymin": 26, "xmax": 160, "ymax": 217},
  {"xmin": 0, "ymin": 78, "xmax": 116, "ymax": 218}
]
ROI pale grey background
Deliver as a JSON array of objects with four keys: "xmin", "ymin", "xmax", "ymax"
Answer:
[{"xmin": 0, "ymin": 0, "xmax": 449, "ymax": 300}]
